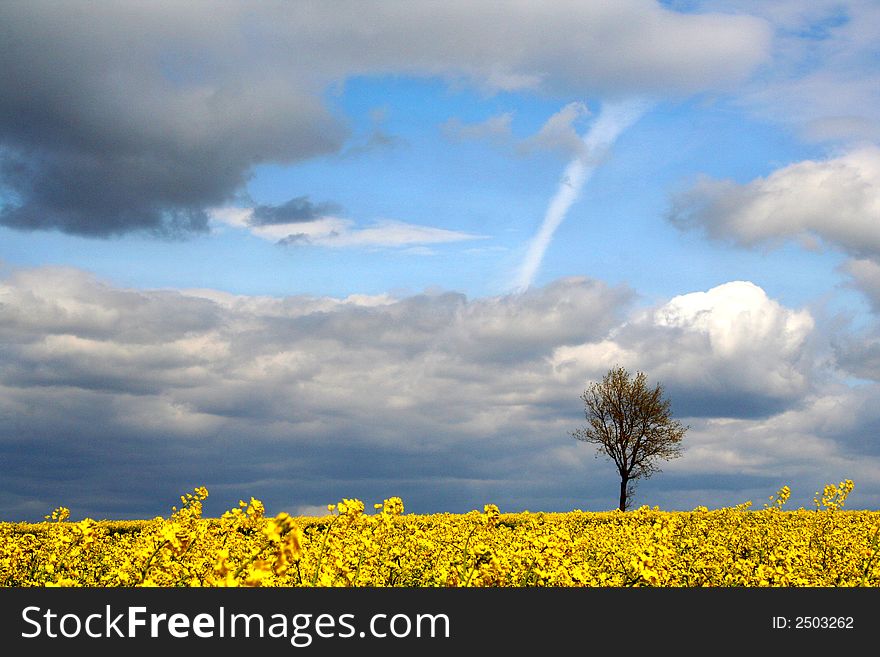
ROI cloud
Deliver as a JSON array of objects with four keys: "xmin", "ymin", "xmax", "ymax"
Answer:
[
  {"xmin": 832, "ymin": 260, "xmax": 880, "ymax": 382},
  {"xmin": 6, "ymin": 266, "xmax": 871, "ymax": 519},
  {"xmin": 249, "ymin": 197, "xmax": 344, "ymax": 226},
  {"xmin": 308, "ymin": 220, "xmax": 484, "ymax": 249},
  {"xmin": 212, "ymin": 206, "xmax": 485, "ymax": 249},
  {"xmin": 441, "ymin": 113, "xmax": 514, "ymax": 146},
  {"xmin": 551, "ymin": 281, "xmax": 817, "ymax": 418},
  {"xmin": 442, "ymin": 102, "xmax": 592, "ymax": 159},
  {"xmin": 668, "ymin": 147, "xmax": 880, "ymax": 258},
  {"xmin": 341, "ymin": 107, "xmax": 407, "ymax": 157},
  {"xmin": 0, "ymin": 267, "xmax": 634, "ymax": 518},
  {"xmin": 841, "ymin": 258, "xmax": 880, "ymax": 313},
  {"xmin": 834, "ymin": 334, "xmax": 880, "ymax": 382},
  {"xmin": 516, "ymin": 102, "xmax": 592, "ymax": 157},
  {"xmin": 711, "ymin": 0, "xmax": 880, "ymax": 144},
  {"xmin": 647, "ymin": 382, "xmax": 880, "ymax": 511},
  {"xmin": 0, "ymin": 1, "xmax": 770, "ymax": 237}
]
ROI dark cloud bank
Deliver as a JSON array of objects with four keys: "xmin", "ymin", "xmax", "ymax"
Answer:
[{"xmin": 1, "ymin": 267, "xmax": 877, "ymax": 521}]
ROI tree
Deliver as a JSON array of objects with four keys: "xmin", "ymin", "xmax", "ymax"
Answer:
[{"xmin": 572, "ymin": 366, "xmax": 687, "ymax": 511}]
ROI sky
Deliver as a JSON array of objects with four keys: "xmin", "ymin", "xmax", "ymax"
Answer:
[{"xmin": 2, "ymin": 0, "xmax": 880, "ymax": 521}]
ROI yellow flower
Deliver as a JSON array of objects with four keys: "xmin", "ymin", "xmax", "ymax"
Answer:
[{"xmin": 5, "ymin": 479, "xmax": 877, "ymax": 588}]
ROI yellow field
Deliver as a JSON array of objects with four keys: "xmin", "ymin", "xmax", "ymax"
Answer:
[{"xmin": 2, "ymin": 481, "xmax": 879, "ymax": 587}]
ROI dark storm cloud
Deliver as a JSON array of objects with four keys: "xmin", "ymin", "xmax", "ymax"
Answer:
[
  {"xmin": 0, "ymin": 148, "xmax": 212, "ymax": 237},
  {"xmin": 0, "ymin": 2, "xmax": 346, "ymax": 237},
  {"xmin": 0, "ymin": 1, "xmax": 770, "ymax": 238},
  {"xmin": 249, "ymin": 197, "xmax": 344, "ymax": 226}
]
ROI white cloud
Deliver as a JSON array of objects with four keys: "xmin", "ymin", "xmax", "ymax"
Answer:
[
  {"xmin": 647, "ymin": 281, "xmax": 815, "ymax": 398},
  {"xmin": 211, "ymin": 207, "xmax": 485, "ymax": 249},
  {"xmin": 552, "ymin": 281, "xmax": 816, "ymax": 416},
  {"xmin": 314, "ymin": 219, "xmax": 484, "ymax": 249},
  {"xmin": 653, "ymin": 281, "xmax": 813, "ymax": 360},
  {"xmin": 285, "ymin": 1, "xmax": 771, "ymax": 96},
  {"xmin": 669, "ymin": 147, "xmax": 880, "ymax": 257}
]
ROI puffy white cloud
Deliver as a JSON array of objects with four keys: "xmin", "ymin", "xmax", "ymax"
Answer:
[
  {"xmin": 552, "ymin": 281, "xmax": 816, "ymax": 417},
  {"xmin": 669, "ymin": 147, "xmax": 880, "ymax": 257},
  {"xmin": 648, "ymin": 281, "xmax": 815, "ymax": 394}
]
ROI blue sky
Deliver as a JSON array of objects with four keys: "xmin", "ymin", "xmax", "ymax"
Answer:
[{"xmin": 2, "ymin": 1, "xmax": 880, "ymax": 520}]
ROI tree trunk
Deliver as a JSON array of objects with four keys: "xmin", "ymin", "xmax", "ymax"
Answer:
[{"xmin": 619, "ymin": 476, "xmax": 628, "ymax": 512}]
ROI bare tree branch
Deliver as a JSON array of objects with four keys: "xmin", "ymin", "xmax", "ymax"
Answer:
[{"xmin": 571, "ymin": 365, "xmax": 687, "ymax": 511}]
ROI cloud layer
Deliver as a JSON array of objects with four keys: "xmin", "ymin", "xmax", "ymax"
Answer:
[{"xmin": 2, "ymin": 266, "xmax": 876, "ymax": 520}]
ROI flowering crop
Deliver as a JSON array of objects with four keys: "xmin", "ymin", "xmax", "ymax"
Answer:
[{"xmin": 2, "ymin": 481, "xmax": 879, "ymax": 587}]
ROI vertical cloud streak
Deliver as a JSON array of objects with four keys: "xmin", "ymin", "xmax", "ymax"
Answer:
[{"xmin": 513, "ymin": 99, "xmax": 650, "ymax": 293}]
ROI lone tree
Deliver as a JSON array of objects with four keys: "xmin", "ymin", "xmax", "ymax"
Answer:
[{"xmin": 572, "ymin": 366, "xmax": 687, "ymax": 511}]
